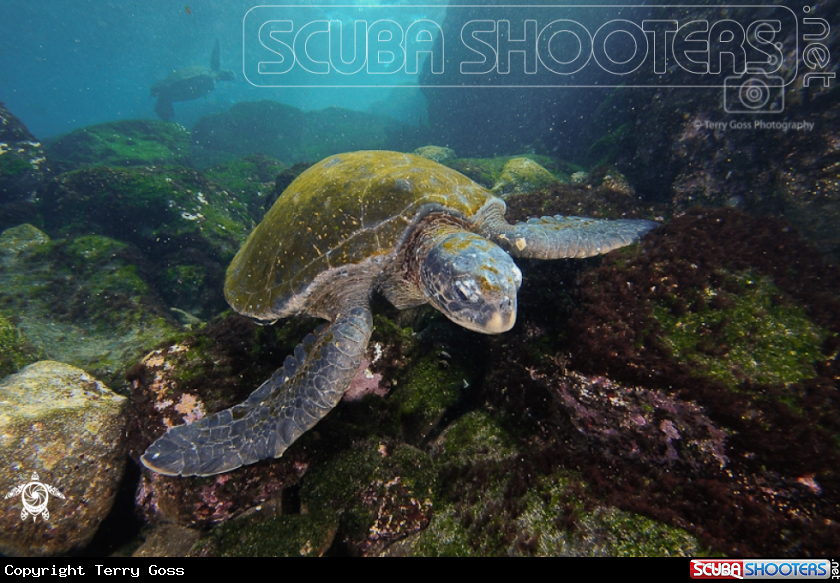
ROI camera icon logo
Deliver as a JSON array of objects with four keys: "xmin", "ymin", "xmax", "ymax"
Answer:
[{"xmin": 723, "ymin": 73, "xmax": 785, "ymax": 114}]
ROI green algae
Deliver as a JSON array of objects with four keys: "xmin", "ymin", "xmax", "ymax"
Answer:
[
  {"xmin": 445, "ymin": 155, "xmax": 578, "ymax": 189},
  {"xmin": 197, "ymin": 510, "xmax": 338, "ymax": 557},
  {"xmin": 40, "ymin": 166, "xmax": 252, "ymax": 263},
  {"xmin": 45, "ymin": 120, "xmax": 192, "ymax": 171},
  {"xmin": 300, "ymin": 440, "xmax": 437, "ymax": 550},
  {"xmin": 0, "ymin": 231, "xmax": 181, "ymax": 388},
  {"xmin": 391, "ymin": 352, "xmax": 469, "ymax": 441},
  {"xmin": 436, "ymin": 410, "xmax": 517, "ymax": 467},
  {"xmin": 0, "ymin": 155, "xmax": 33, "ymax": 178},
  {"xmin": 0, "ymin": 313, "xmax": 39, "ymax": 378},
  {"xmin": 204, "ymin": 154, "xmax": 285, "ymax": 221},
  {"xmin": 491, "ymin": 157, "xmax": 560, "ymax": 198},
  {"xmin": 587, "ymin": 122, "xmax": 633, "ymax": 167},
  {"xmin": 653, "ymin": 272, "xmax": 827, "ymax": 389},
  {"xmin": 413, "ymin": 470, "xmax": 707, "ymax": 557},
  {"xmin": 0, "ymin": 224, "xmax": 50, "ymax": 258},
  {"xmin": 518, "ymin": 483, "xmax": 706, "ymax": 557},
  {"xmin": 160, "ymin": 264, "xmax": 208, "ymax": 307}
]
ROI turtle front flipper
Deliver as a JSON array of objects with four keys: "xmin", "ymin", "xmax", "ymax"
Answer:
[
  {"xmin": 488, "ymin": 215, "xmax": 657, "ymax": 260},
  {"xmin": 154, "ymin": 97, "xmax": 175, "ymax": 121},
  {"xmin": 141, "ymin": 305, "xmax": 373, "ymax": 477}
]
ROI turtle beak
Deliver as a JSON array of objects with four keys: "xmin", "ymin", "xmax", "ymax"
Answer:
[{"xmin": 481, "ymin": 298, "xmax": 517, "ymax": 334}]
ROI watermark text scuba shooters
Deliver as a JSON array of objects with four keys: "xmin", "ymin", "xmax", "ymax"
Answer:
[{"xmin": 243, "ymin": 4, "xmax": 831, "ymax": 96}]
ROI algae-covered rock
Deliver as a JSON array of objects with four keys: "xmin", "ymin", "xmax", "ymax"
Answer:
[
  {"xmin": 391, "ymin": 352, "xmax": 470, "ymax": 442},
  {"xmin": 204, "ymin": 154, "xmax": 285, "ymax": 221},
  {"xmin": 0, "ymin": 223, "xmax": 49, "ymax": 259},
  {"xmin": 0, "ymin": 228, "xmax": 181, "ymax": 387},
  {"xmin": 434, "ymin": 410, "xmax": 518, "ymax": 467},
  {"xmin": 39, "ymin": 166, "xmax": 252, "ymax": 264},
  {"xmin": 194, "ymin": 511, "xmax": 338, "ymax": 557},
  {"xmin": 446, "ymin": 155, "xmax": 573, "ymax": 190},
  {"xmin": 413, "ymin": 145, "xmax": 456, "ymax": 163},
  {"xmin": 653, "ymin": 272, "xmax": 827, "ymax": 389},
  {"xmin": 45, "ymin": 120, "xmax": 192, "ymax": 172},
  {"xmin": 570, "ymin": 171, "xmax": 589, "ymax": 184},
  {"xmin": 411, "ymin": 468, "xmax": 705, "ymax": 556},
  {"xmin": 132, "ymin": 523, "xmax": 202, "ymax": 558},
  {"xmin": 422, "ymin": 408, "xmax": 705, "ymax": 556},
  {"xmin": 0, "ymin": 313, "xmax": 38, "ymax": 379},
  {"xmin": 570, "ymin": 208, "xmax": 840, "ymax": 555},
  {"xmin": 492, "ymin": 157, "xmax": 559, "ymax": 198},
  {"xmin": 300, "ymin": 440, "xmax": 436, "ymax": 556},
  {"xmin": 0, "ymin": 361, "xmax": 127, "ymax": 556},
  {"xmin": 588, "ymin": 165, "xmax": 636, "ymax": 196},
  {"xmin": 0, "ymin": 103, "xmax": 48, "ymax": 204}
]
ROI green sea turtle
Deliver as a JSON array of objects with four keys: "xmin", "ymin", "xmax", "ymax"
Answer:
[
  {"xmin": 150, "ymin": 40, "xmax": 235, "ymax": 120},
  {"xmin": 141, "ymin": 150, "xmax": 657, "ymax": 476}
]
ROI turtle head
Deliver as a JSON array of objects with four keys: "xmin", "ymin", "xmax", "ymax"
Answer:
[{"xmin": 419, "ymin": 230, "xmax": 522, "ymax": 334}]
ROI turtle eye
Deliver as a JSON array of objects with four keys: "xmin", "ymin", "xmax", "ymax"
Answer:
[{"xmin": 454, "ymin": 279, "xmax": 480, "ymax": 303}]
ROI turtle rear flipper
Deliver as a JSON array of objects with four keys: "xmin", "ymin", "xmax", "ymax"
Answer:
[
  {"xmin": 490, "ymin": 215, "xmax": 657, "ymax": 260},
  {"xmin": 141, "ymin": 306, "xmax": 373, "ymax": 477}
]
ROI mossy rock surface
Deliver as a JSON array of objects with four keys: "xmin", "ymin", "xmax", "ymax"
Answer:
[
  {"xmin": 435, "ymin": 410, "xmax": 518, "ymax": 467},
  {"xmin": 45, "ymin": 120, "xmax": 192, "ymax": 172},
  {"xmin": 653, "ymin": 271, "xmax": 827, "ymax": 389},
  {"xmin": 196, "ymin": 511, "xmax": 338, "ymax": 557},
  {"xmin": 0, "ymin": 102, "xmax": 48, "ymax": 203},
  {"xmin": 0, "ymin": 226, "xmax": 180, "ymax": 388},
  {"xmin": 0, "ymin": 223, "xmax": 50, "ymax": 257},
  {"xmin": 491, "ymin": 157, "xmax": 559, "ymax": 198},
  {"xmin": 39, "ymin": 165, "xmax": 252, "ymax": 264},
  {"xmin": 413, "ymin": 145, "xmax": 456, "ymax": 163},
  {"xmin": 569, "ymin": 208, "xmax": 840, "ymax": 555},
  {"xmin": 0, "ymin": 312, "xmax": 38, "ymax": 378},
  {"xmin": 390, "ymin": 352, "xmax": 469, "ymax": 442},
  {"xmin": 0, "ymin": 361, "xmax": 127, "ymax": 556},
  {"xmin": 204, "ymin": 154, "xmax": 285, "ymax": 222},
  {"xmin": 412, "ymin": 469, "xmax": 706, "ymax": 557},
  {"xmin": 445, "ymin": 154, "xmax": 576, "ymax": 189},
  {"xmin": 300, "ymin": 440, "xmax": 437, "ymax": 555}
]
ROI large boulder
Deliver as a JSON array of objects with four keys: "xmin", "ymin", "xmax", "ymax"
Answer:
[
  {"xmin": 39, "ymin": 166, "xmax": 251, "ymax": 262},
  {"xmin": 491, "ymin": 157, "xmax": 559, "ymax": 198},
  {"xmin": 0, "ymin": 103, "xmax": 48, "ymax": 205},
  {"xmin": 45, "ymin": 120, "xmax": 192, "ymax": 173},
  {"xmin": 0, "ymin": 361, "xmax": 127, "ymax": 556},
  {"xmin": 595, "ymin": 2, "xmax": 840, "ymax": 258},
  {"xmin": 0, "ymin": 224, "xmax": 182, "ymax": 387}
]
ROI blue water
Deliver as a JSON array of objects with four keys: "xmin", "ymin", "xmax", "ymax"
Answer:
[{"xmin": 0, "ymin": 0, "xmax": 443, "ymax": 138}]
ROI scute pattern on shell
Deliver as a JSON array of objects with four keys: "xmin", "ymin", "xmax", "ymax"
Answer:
[{"xmin": 224, "ymin": 151, "xmax": 500, "ymax": 320}]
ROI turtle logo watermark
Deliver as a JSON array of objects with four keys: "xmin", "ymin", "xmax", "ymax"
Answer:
[{"xmin": 4, "ymin": 472, "xmax": 66, "ymax": 522}]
